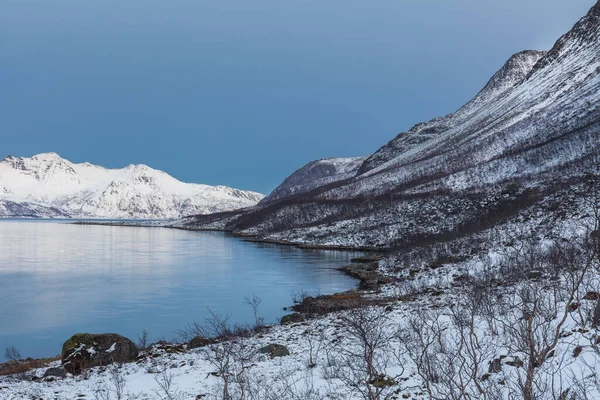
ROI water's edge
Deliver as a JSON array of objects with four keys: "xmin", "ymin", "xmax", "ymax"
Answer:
[{"xmin": 0, "ymin": 220, "xmax": 366, "ymax": 361}]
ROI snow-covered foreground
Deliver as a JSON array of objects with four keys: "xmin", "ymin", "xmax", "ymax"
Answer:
[
  {"xmin": 3, "ymin": 224, "xmax": 600, "ymax": 400},
  {"xmin": 2, "ymin": 294, "xmax": 599, "ymax": 400}
]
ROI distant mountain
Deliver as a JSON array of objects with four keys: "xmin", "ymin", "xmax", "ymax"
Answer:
[
  {"xmin": 261, "ymin": 157, "xmax": 367, "ymax": 204},
  {"xmin": 0, "ymin": 153, "xmax": 264, "ymax": 219},
  {"xmin": 180, "ymin": 1, "xmax": 600, "ymax": 249}
]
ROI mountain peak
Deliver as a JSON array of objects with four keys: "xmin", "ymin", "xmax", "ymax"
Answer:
[
  {"xmin": 32, "ymin": 152, "xmax": 63, "ymax": 161},
  {"xmin": 527, "ymin": 1, "xmax": 600, "ymax": 78},
  {"xmin": 469, "ymin": 49, "xmax": 546, "ymax": 104}
]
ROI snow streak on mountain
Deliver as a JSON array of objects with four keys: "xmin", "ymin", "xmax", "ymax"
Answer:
[{"xmin": 0, "ymin": 153, "xmax": 264, "ymax": 219}]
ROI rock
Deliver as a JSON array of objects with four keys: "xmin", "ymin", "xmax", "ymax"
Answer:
[
  {"xmin": 583, "ymin": 291, "xmax": 600, "ymax": 300},
  {"xmin": 258, "ymin": 344, "xmax": 289, "ymax": 358},
  {"xmin": 339, "ymin": 262, "xmax": 392, "ymax": 291},
  {"xmin": 43, "ymin": 366, "xmax": 67, "ymax": 378},
  {"xmin": 189, "ymin": 336, "xmax": 215, "ymax": 349},
  {"xmin": 291, "ymin": 291, "xmax": 364, "ymax": 315},
  {"xmin": 61, "ymin": 333, "xmax": 138, "ymax": 374},
  {"xmin": 280, "ymin": 313, "xmax": 305, "ymax": 325},
  {"xmin": 488, "ymin": 358, "xmax": 503, "ymax": 374},
  {"xmin": 138, "ymin": 342, "xmax": 186, "ymax": 362},
  {"xmin": 368, "ymin": 375, "xmax": 396, "ymax": 388},
  {"xmin": 505, "ymin": 356, "xmax": 523, "ymax": 368},
  {"xmin": 525, "ymin": 270, "xmax": 543, "ymax": 280}
]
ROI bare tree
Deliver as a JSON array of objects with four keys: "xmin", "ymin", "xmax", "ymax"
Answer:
[
  {"xmin": 94, "ymin": 363, "xmax": 127, "ymax": 400},
  {"xmin": 244, "ymin": 295, "xmax": 265, "ymax": 329},
  {"xmin": 136, "ymin": 329, "xmax": 149, "ymax": 350},
  {"xmin": 303, "ymin": 325, "xmax": 325, "ymax": 369},
  {"xmin": 4, "ymin": 346, "xmax": 21, "ymax": 362},
  {"xmin": 324, "ymin": 306, "xmax": 404, "ymax": 400},
  {"xmin": 153, "ymin": 367, "xmax": 182, "ymax": 400},
  {"xmin": 496, "ymin": 239, "xmax": 591, "ymax": 400}
]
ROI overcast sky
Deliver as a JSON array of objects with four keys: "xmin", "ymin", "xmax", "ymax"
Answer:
[{"xmin": 1, "ymin": 0, "xmax": 595, "ymax": 193}]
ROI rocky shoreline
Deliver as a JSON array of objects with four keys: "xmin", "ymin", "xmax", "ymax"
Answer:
[{"xmin": 0, "ymin": 234, "xmax": 390, "ymax": 378}]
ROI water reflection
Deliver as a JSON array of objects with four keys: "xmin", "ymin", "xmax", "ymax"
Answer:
[{"xmin": 0, "ymin": 221, "xmax": 361, "ymax": 360}]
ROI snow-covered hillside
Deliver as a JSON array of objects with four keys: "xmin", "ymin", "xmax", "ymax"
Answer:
[
  {"xmin": 182, "ymin": 1, "xmax": 600, "ymax": 249},
  {"xmin": 0, "ymin": 153, "xmax": 264, "ymax": 219},
  {"xmin": 261, "ymin": 157, "xmax": 367, "ymax": 204}
]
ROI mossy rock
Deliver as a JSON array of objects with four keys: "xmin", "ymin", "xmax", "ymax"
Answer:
[
  {"xmin": 368, "ymin": 375, "xmax": 396, "ymax": 388},
  {"xmin": 280, "ymin": 313, "xmax": 305, "ymax": 325},
  {"xmin": 62, "ymin": 333, "xmax": 138, "ymax": 374}
]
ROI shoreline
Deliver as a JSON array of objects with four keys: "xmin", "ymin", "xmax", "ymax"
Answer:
[
  {"xmin": 1, "ymin": 218, "xmax": 386, "ymax": 367},
  {"xmin": 71, "ymin": 219, "xmax": 383, "ymax": 253}
]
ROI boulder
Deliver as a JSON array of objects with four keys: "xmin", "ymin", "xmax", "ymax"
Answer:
[
  {"xmin": 189, "ymin": 336, "xmax": 215, "ymax": 349},
  {"xmin": 61, "ymin": 333, "xmax": 138, "ymax": 374},
  {"xmin": 258, "ymin": 344, "xmax": 289, "ymax": 358},
  {"xmin": 43, "ymin": 366, "xmax": 67, "ymax": 378},
  {"xmin": 488, "ymin": 358, "xmax": 503, "ymax": 374},
  {"xmin": 280, "ymin": 313, "xmax": 305, "ymax": 325}
]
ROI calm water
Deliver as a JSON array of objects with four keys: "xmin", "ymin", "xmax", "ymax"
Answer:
[{"xmin": 0, "ymin": 221, "xmax": 360, "ymax": 360}]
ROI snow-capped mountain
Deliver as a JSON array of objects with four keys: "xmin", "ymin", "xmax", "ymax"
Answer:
[
  {"xmin": 261, "ymin": 157, "xmax": 367, "ymax": 204},
  {"xmin": 0, "ymin": 153, "xmax": 264, "ymax": 219},
  {"xmin": 181, "ymin": 1, "xmax": 600, "ymax": 248}
]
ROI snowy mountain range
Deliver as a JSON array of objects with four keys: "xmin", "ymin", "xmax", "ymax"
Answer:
[
  {"xmin": 181, "ymin": 1, "xmax": 600, "ymax": 248},
  {"xmin": 0, "ymin": 153, "xmax": 264, "ymax": 219}
]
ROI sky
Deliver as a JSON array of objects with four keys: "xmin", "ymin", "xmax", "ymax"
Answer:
[{"xmin": 0, "ymin": 0, "xmax": 595, "ymax": 194}]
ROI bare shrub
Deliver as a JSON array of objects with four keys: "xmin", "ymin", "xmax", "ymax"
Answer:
[
  {"xmin": 291, "ymin": 290, "xmax": 312, "ymax": 305},
  {"xmin": 244, "ymin": 294, "xmax": 265, "ymax": 329},
  {"xmin": 243, "ymin": 367, "xmax": 323, "ymax": 400},
  {"xmin": 403, "ymin": 306, "xmax": 447, "ymax": 399},
  {"xmin": 153, "ymin": 367, "xmax": 182, "ymax": 400},
  {"xmin": 323, "ymin": 306, "xmax": 404, "ymax": 399},
  {"xmin": 4, "ymin": 346, "xmax": 21, "ymax": 362},
  {"xmin": 94, "ymin": 363, "xmax": 127, "ymax": 400},
  {"xmin": 136, "ymin": 329, "xmax": 149, "ymax": 350}
]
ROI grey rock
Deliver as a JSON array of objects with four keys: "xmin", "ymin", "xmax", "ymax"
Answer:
[
  {"xmin": 280, "ymin": 313, "xmax": 305, "ymax": 325},
  {"xmin": 43, "ymin": 367, "xmax": 67, "ymax": 378},
  {"xmin": 258, "ymin": 344, "xmax": 290, "ymax": 358}
]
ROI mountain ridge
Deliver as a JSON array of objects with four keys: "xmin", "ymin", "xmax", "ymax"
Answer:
[
  {"xmin": 0, "ymin": 153, "xmax": 264, "ymax": 219},
  {"xmin": 179, "ymin": 1, "xmax": 600, "ymax": 251}
]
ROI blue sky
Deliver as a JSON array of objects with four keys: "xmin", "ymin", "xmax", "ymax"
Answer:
[{"xmin": 1, "ymin": 0, "xmax": 594, "ymax": 194}]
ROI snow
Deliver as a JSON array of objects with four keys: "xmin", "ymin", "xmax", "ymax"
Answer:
[
  {"xmin": 2, "ymin": 262, "xmax": 600, "ymax": 400},
  {"xmin": 2, "ymin": 3, "xmax": 600, "ymax": 400},
  {"xmin": 263, "ymin": 156, "xmax": 367, "ymax": 203},
  {"xmin": 0, "ymin": 153, "xmax": 265, "ymax": 219}
]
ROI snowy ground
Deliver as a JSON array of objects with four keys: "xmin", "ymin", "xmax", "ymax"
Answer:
[{"xmin": 2, "ymin": 258, "xmax": 600, "ymax": 400}]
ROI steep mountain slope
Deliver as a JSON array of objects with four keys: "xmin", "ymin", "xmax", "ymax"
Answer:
[
  {"xmin": 0, "ymin": 153, "xmax": 264, "ymax": 219},
  {"xmin": 262, "ymin": 157, "xmax": 367, "ymax": 204},
  {"xmin": 356, "ymin": 49, "xmax": 547, "ymax": 175},
  {"xmin": 180, "ymin": 1, "xmax": 600, "ymax": 249}
]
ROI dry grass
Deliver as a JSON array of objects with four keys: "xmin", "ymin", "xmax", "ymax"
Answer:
[{"xmin": 0, "ymin": 355, "xmax": 61, "ymax": 377}]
